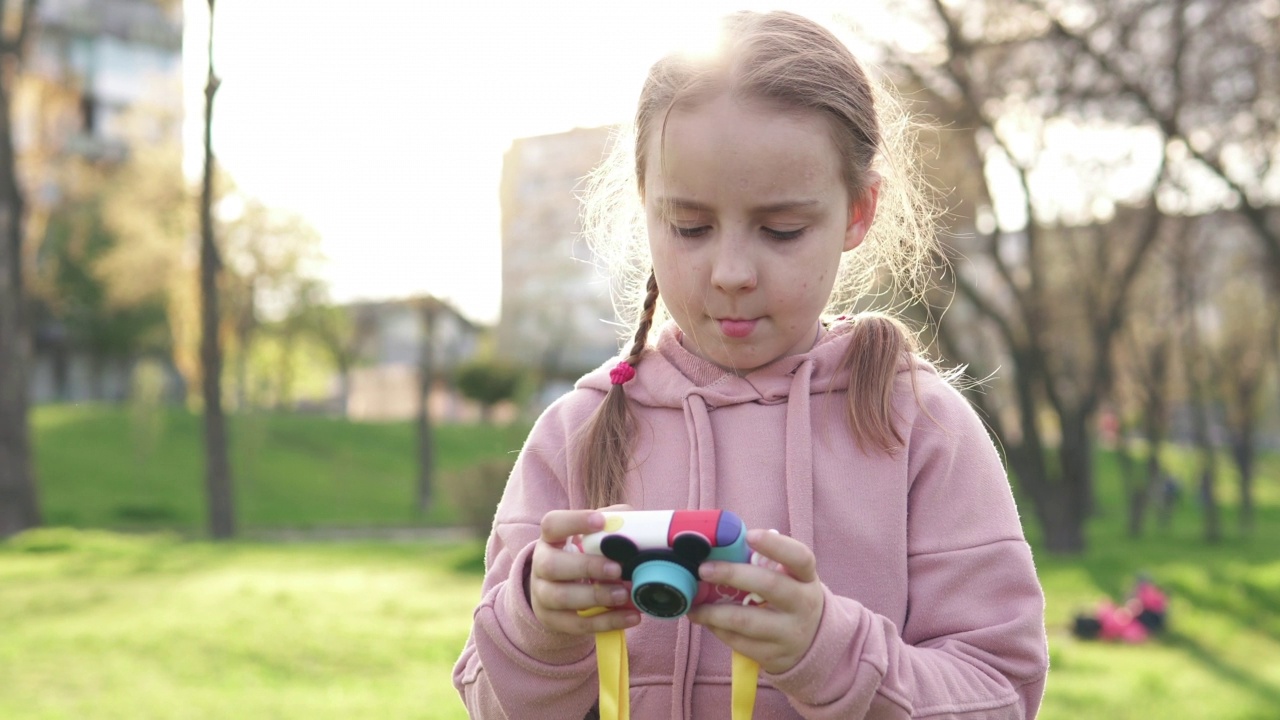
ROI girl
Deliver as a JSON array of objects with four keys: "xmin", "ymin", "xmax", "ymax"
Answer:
[{"xmin": 453, "ymin": 10, "xmax": 1048, "ymax": 719}]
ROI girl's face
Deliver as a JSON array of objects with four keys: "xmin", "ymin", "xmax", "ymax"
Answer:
[{"xmin": 643, "ymin": 94, "xmax": 877, "ymax": 375}]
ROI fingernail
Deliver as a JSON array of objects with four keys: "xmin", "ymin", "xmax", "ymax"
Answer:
[
  {"xmin": 587, "ymin": 512, "xmax": 605, "ymax": 529},
  {"xmin": 603, "ymin": 562, "xmax": 622, "ymax": 579},
  {"xmin": 699, "ymin": 563, "xmax": 716, "ymax": 580},
  {"xmin": 624, "ymin": 613, "xmax": 641, "ymax": 627},
  {"xmin": 610, "ymin": 588, "xmax": 629, "ymax": 605}
]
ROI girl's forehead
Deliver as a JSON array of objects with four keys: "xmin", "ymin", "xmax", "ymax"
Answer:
[{"xmin": 644, "ymin": 95, "xmax": 845, "ymax": 203}]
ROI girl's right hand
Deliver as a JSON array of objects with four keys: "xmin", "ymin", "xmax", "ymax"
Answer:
[{"xmin": 530, "ymin": 506, "xmax": 642, "ymax": 636}]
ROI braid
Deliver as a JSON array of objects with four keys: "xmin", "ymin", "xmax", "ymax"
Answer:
[
  {"xmin": 579, "ymin": 271, "xmax": 660, "ymax": 508},
  {"xmin": 626, "ymin": 272, "xmax": 660, "ymax": 364}
]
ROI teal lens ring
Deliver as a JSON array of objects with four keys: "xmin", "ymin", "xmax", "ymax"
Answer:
[{"xmin": 630, "ymin": 560, "xmax": 697, "ymax": 618}]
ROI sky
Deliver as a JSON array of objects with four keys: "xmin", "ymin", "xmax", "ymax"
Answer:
[{"xmin": 181, "ymin": 1, "xmax": 878, "ymax": 324}]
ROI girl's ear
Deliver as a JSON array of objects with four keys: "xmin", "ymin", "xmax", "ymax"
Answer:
[{"xmin": 843, "ymin": 172, "xmax": 882, "ymax": 252}]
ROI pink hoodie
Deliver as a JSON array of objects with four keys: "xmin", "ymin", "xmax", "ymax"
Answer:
[{"xmin": 453, "ymin": 321, "xmax": 1049, "ymax": 719}]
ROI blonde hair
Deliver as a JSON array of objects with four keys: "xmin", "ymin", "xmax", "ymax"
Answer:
[{"xmin": 578, "ymin": 11, "xmax": 940, "ymax": 508}]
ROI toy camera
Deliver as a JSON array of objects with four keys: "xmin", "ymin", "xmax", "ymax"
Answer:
[{"xmin": 568, "ymin": 509, "xmax": 766, "ymax": 619}]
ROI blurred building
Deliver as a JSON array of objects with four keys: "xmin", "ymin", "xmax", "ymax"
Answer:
[
  {"xmin": 496, "ymin": 126, "xmax": 619, "ymax": 389},
  {"xmin": 341, "ymin": 296, "xmax": 486, "ymax": 422},
  {"xmin": 21, "ymin": 0, "xmax": 184, "ymax": 404}
]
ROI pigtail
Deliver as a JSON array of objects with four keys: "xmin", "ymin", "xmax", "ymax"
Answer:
[
  {"xmin": 842, "ymin": 312, "xmax": 918, "ymax": 453},
  {"xmin": 579, "ymin": 272, "xmax": 660, "ymax": 509}
]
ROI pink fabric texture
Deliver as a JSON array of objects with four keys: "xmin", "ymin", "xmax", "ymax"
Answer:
[{"xmin": 453, "ymin": 320, "xmax": 1049, "ymax": 719}]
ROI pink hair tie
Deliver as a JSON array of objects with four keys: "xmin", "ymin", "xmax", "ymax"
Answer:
[{"xmin": 609, "ymin": 361, "xmax": 636, "ymax": 385}]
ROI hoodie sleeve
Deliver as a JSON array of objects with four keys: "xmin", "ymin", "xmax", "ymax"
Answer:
[
  {"xmin": 763, "ymin": 377, "xmax": 1050, "ymax": 719},
  {"xmin": 452, "ymin": 391, "xmax": 605, "ymax": 720}
]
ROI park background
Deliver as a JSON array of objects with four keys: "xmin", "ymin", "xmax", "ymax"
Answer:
[{"xmin": 1, "ymin": 0, "xmax": 1278, "ymax": 718}]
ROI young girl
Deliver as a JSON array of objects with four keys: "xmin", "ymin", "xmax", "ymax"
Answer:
[{"xmin": 453, "ymin": 11, "xmax": 1048, "ymax": 719}]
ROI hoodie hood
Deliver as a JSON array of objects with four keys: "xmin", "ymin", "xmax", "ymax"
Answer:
[{"xmin": 577, "ymin": 320, "xmax": 870, "ymax": 408}]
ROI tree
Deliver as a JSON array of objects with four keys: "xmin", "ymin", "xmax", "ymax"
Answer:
[
  {"xmin": 1201, "ymin": 225, "xmax": 1278, "ymax": 536},
  {"xmin": 0, "ymin": 0, "xmax": 40, "ymax": 540},
  {"xmin": 219, "ymin": 198, "xmax": 321, "ymax": 410},
  {"xmin": 34, "ymin": 190, "xmax": 171, "ymax": 395},
  {"xmin": 455, "ymin": 359, "xmax": 523, "ymax": 423},
  {"xmin": 199, "ymin": 0, "xmax": 233, "ymax": 539},
  {"xmin": 82, "ymin": 131, "xmax": 199, "ymax": 404},
  {"xmin": 1113, "ymin": 239, "xmax": 1180, "ymax": 537},
  {"xmin": 878, "ymin": 0, "xmax": 1173, "ymax": 553},
  {"xmin": 1032, "ymin": 0, "xmax": 1280, "ymax": 281},
  {"xmin": 293, "ymin": 281, "xmax": 373, "ymax": 414},
  {"xmin": 416, "ymin": 298, "xmax": 438, "ymax": 515},
  {"xmin": 1173, "ymin": 218, "xmax": 1221, "ymax": 543}
]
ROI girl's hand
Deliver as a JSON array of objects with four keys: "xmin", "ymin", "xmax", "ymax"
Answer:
[
  {"xmin": 687, "ymin": 529, "xmax": 824, "ymax": 675},
  {"xmin": 529, "ymin": 506, "xmax": 642, "ymax": 636}
]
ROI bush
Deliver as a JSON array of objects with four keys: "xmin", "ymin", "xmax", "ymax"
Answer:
[
  {"xmin": 444, "ymin": 459, "xmax": 515, "ymax": 538},
  {"xmin": 454, "ymin": 361, "xmax": 525, "ymax": 422}
]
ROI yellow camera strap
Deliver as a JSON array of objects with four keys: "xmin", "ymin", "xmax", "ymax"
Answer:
[
  {"xmin": 594, "ymin": 626, "xmax": 630, "ymax": 720},
  {"xmin": 583, "ymin": 608, "xmax": 760, "ymax": 720},
  {"xmin": 731, "ymin": 649, "xmax": 761, "ymax": 719}
]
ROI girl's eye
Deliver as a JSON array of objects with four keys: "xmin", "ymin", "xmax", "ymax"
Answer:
[
  {"xmin": 764, "ymin": 227, "xmax": 805, "ymax": 241},
  {"xmin": 672, "ymin": 225, "xmax": 711, "ymax": 238}
]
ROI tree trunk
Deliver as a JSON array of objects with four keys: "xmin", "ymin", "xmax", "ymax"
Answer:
[
  {"xmin": 1040, "ymin": 496, "xmax": 1086, "ymax": 554},
  {"xmin": 1230, "ymin": 433, "xmax": 1255, "ymax": 535},
  {"xmin": 336, "ymin": 365, "xmax": 350, "ymax": 416},
  {"xmin": 235, "ymin": 331, "xmax": 248, "ymax": 411},
  {"xmin": 1182, "ymin": 331, "xmax": 1219, "ymax": 545},
  {"xmin": 1130, "ymin": 434, "xmax": 1165, "ymax": 537},
  {"xmin": 1121, "ymin": 437, "xmax": 1144, "ymax": 538},
  {"xmin": 1058, "ymin": 410, "xmax": 1094, "ymax": 538},
  {"xmin": 200, "ymin": 0, "xmax": 234, "ymax": 539},
  {"xmin": 416, "ymin": 301, "xmax": 435, "ymax": 514},
  {"xmin": 0, "ymin": 0, "xmax": 41, "ymax": 540},
  {"xmin": 1032, "ymin": 472, "xmax": 1086, "ymax": 554},
  {"xmin": 1006, "ymin": 440, "xmax": 1081, "ymax": 553}
]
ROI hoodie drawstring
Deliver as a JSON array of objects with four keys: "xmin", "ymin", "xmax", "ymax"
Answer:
[
  {"xmin": 784, "ymin": 359, "xmax": 816, "ymax": 551},
  {"xmin": 670, "ymin": 392, "xmax": 717, "ymax": 719}
]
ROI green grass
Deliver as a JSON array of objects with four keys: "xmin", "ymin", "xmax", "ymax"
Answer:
[
  {"xmin": 15, "ymin": 403, "xmax": 1280, "ymax": 717},
  {"xmin": 32, "ymin": 404, "xmax": 530, "ymax": 533},
  {"xmin": 1035, "ymin": 512, "xmax": 1280, "ymax": 719},
  {"xmin": 3, "ymin": 515, "xmax": 1278, "ymax": 719},
  {"xmin": 0, "ymin": 529, "xmax": 486, "ymax": 720},
  {"xmin": 1025, "ymin": 447, "xmax": 1280, "ymax": 719}
]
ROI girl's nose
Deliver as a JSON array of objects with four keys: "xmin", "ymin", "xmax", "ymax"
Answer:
[{"xmin": 710, "ymin": 239, "xmax": 757, "ymax": 293}]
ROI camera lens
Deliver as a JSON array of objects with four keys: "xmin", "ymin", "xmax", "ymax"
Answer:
[
  {"xmin": 635, "ymin": 583, "xmax": 686, "ymax": 617},
  {"xmin": 630, "ymin": 559, "xmax": 697, "ymax": 618}
]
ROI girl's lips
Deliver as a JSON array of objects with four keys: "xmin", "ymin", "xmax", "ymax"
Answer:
[{"xmin": 718, "ymin": 318, "xmax": 758, "ymax": 338}]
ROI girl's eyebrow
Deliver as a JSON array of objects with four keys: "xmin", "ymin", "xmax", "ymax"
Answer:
[{"xmin": 655, "ymin": 197, "xmax": 821, "ymax": 213}]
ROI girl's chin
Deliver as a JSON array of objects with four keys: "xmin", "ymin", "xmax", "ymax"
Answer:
[{"xmin": 704, "ymin": 349, "xmax": 777, "ymax": 376}]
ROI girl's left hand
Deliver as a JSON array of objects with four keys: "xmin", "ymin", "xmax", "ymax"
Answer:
[{"xmin": 686, "ymin": 529, "xmax": 824, "ymax": 675}]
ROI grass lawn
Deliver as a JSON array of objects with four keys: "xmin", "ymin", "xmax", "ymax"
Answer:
[
  {"xmin": 32, "ymin": 404, "xmax": 530, "ymax": 533},
  {"xmin": 1022, "ymin": 448, "xmax": 1280, "ymax": 718},
  {"xmin": 4, "ymin": 514, "xmax": 1278, "ymax": 718},
  {"xmin": 14, "ymin": 402, "xmax": 1280, "ymax": 717},
  {"xmin": 0, "ymin": 530, "xmax": 486, "ymax": 720}
]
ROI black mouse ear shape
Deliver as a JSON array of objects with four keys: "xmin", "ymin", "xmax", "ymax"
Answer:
[
  {"xmin": 672, "ymin": 533, "xmax": 711, "ymax": 563},
  {"xmin": 600, "ymin": 534, "xmax": 639, "ymax": 564}
]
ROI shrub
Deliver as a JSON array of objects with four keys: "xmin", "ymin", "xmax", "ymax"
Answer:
[
  {"xmin": 444, "ymin": 459, "xmax": 515, "ymax": 538},
  {"xmin": 454, "ymin": 361, "xmax": 525, "ymax": 423}
]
